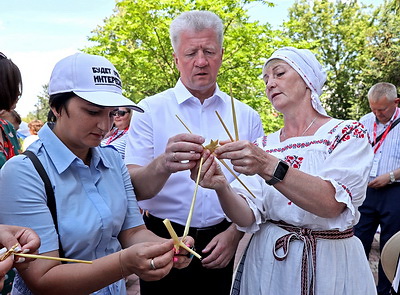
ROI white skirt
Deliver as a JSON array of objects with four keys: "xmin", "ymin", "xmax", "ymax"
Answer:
[{"xmin": 232, "ymin": 222, "xmax": 377, "ymax": 295}]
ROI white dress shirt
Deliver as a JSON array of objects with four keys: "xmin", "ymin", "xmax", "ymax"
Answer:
[
  {"xmin": 125, "ymin": 79, "xmax": 264, "ymax": 228},
  {"xmin": 360, "ymin": 107, "xmax": 400, "ymax": 181}
]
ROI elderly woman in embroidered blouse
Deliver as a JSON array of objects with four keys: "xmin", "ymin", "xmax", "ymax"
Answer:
[{"xmin": 192, "ymin": 47, "xmax": 377, "ymax": 295}]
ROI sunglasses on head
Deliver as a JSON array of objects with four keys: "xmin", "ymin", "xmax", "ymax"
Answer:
[{"xmin": 0, "ymin": 52, "xmax": 7, "ymax": 59}]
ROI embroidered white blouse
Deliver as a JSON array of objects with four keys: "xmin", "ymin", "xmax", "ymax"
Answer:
[{"xmin": 231, "ymin": 119, "xmax": 377, "ymax": 295}]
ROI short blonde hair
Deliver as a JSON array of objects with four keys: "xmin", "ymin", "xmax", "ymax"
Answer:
[{"xmin": 28, "ymin": 119, "xmax": 44, "ymax": 135}]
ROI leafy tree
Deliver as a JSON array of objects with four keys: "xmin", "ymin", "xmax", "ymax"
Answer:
[
  {"xmin": 283, "ymin": 0, "xmax": 374, "ymax": 120},
  {"xmin": 25, "ymin": 84, "xmax": 50, "ymax": 123},
  {"xmin": 84, "ymin": 0, "xmax": 299, "ymax": 133},
  {"xmin": 358, "ymin": 0, "xmax": 400, "ymax": 112}
]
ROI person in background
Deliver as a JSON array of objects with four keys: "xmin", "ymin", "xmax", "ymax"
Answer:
[
  {"xmin": 354, "ymin": 82, "xmax": 400, "ymax": 295},
  {"xmin": 192, "ymin": 47, "xmax": 376, "ymax": 294},
  {"xmin": 101, "ymin": 107, "xmax": 131, "ymax": 159},
  {"xmin": 0, "ymin": 53, "xmax": 40, "ymax": 295},
  {"xmin": 0, "ymin": 52, "xmax": 22, "ymax": 168},
  {"xmin": 0, "ymin": 225, "xmax": 40, "ymax": 292},
  {"xmin": 21, "ymin": 119, "xmax": 43, "ymax": 151},
  {"xmin": 0, "ymin": 52, "xmax": 194, "ymax": 295},
  {"xmin": 16, "ymin": 121, "xmax": 30, "ymax": 141},
  {"xmin": 125, "ymin": 10, "xmax": 264, "ymax": 295}
]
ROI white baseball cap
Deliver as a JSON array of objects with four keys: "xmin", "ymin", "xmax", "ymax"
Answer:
[
  {"xmin": 48, "ymin": 53, "xmax": 144, "ymax": 113},
  {"xmin": 382, "ymin": 230, "xmax": 400, "ymax": 283}
]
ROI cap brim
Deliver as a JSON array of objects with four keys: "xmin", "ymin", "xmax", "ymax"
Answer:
[
  {"xmin": 74, "ymin": 91, "xmax": 144, "ymax": 113},
  {"xmin": 381, "ymin": 231, "xmax": 400, "ymax": 282}
]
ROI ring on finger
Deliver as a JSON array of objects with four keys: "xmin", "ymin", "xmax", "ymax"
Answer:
[
  {"xmin": 172, "ymin": 152, "xmax": 177, "ymax": 162},
  {"xmin": 150, "ymin": 258, "xmax": 157, "ymax": 270}
]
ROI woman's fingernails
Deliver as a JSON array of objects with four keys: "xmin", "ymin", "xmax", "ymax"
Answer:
[{"xmin": 173, "ymin": 257, "xmax": 178, "ymax": 262}]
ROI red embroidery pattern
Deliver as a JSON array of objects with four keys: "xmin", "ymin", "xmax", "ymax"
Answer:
[
  {"xmin": 338, "ymin": 182, "xmax": 353, "ymax": 200},
  {"xmin": 256, "ymin": 120, "xmax": 364, "ymax": 203},
  {"xmin": 262, "ymin": 139, "xmax": 331, "ymax": 153},
  {"xmin": 328, "ymin": 121, "xmax": 366, "ymax": 154},
  {"xmin": 284, "ymin": 155, "xmax": 304, "ymax": 169}
]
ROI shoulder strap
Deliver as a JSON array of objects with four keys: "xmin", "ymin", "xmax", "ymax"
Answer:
[
  {"xmin": 372, "ymin": 117, "xmax": 400, "ymax": 147},
  {"xmin": 23, "ymin": 150, "xmax": 65, "ymax": 259}
]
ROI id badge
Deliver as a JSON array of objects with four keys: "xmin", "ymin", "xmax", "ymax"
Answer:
[{"xmin": 370, "ymin": 154, "xmax": 380, "ymax": 177}]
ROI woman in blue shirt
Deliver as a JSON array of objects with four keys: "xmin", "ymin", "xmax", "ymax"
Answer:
[{"xmin": 0, "ymin": 53, "xmax": 193, "ymax": 295}]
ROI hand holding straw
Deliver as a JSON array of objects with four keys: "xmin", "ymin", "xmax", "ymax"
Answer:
[
  {"xmin": 175, "ymin": 114, "xmax": 256, "ymax": 198},
  {"xmin": 163, "ymin": 219, "xmax": 201, "ymax": 259}
]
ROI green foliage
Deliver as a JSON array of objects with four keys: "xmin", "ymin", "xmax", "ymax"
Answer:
[
  {"xmin": 28, "ymin": 0, "xmax": 400, "ymax": 132},
  {"xmin": 283, "ymin": 0, "xmax": 400, "ymax": 120},
  {"xmin": 24, "ymin": 84, "xmax": 50, "ymax": 123},
  {"xmin": 283, "ymin": 0, "xmax": 374, "ymax": 120},
  {"xmin": 83, "ymin": 0, "xmax": 294, "ymax": 133},
  {"xmin": 359, "ymin": 0, "xmax": 400, "ymax": 111}
]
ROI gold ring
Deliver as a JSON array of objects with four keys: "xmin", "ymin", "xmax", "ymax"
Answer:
[{"xmin": 150, "ymin": 258, "xmax": 156, "ymax": 270}]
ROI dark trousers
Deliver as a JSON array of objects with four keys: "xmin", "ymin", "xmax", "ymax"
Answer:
[
  {"xmin": 140, "ymin": 214, "xmax": 235, "ymax": 295},
  {"xmin": 354, "ymin": 184, "xmax": 400, "ymax": 295}
]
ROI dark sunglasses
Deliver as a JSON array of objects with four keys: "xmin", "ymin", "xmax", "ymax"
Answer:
[
  {"xmin": 114, "ymin": 110, "xmax": 130, "ymax": 117},
  {"xmin": 0, "ymin": 52, "xmax": 7, "ymax": 59}
]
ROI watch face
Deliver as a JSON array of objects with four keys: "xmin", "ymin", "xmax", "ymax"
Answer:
[
  {"xmin": 275, "ymin": 160, "xmax": 289, "ymax": 181},
  {"xmin": 265, "ymin": 160, "xmax": 289, "ymax": 185}
]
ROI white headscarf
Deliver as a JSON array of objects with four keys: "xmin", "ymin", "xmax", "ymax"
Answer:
[{"xmin": 263, "ymin": 47, "xmax": 328, "ymax": 116}]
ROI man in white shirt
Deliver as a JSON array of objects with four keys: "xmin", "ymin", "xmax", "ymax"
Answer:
[
  {"xmin": 125, "ymin": 10, "xmax": 264, "ymax": 295},
  {"xmin": 355, "ymin": 82, "xmax": 400, "ymax": 295}
]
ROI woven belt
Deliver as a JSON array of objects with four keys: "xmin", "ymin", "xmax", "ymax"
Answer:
[{"xmin": 271, "ymin": 221, "xmax": 354, "ymax": 295}]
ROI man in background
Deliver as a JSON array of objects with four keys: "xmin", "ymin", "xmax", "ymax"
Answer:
[{"xmin": 355, "ymin": 82, "xmax": 400, "ymax": 295}]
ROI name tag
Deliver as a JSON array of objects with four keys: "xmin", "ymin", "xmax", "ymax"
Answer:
[{"xmin": 370, "ymin": 153, "xmax": 381, "ymax": 177}]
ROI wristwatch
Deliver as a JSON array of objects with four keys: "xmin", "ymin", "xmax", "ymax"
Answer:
[
  {"xmin": 390, "ymin": 171, "xmax": 396, "ymax": 183},
  {"xmin": 265, "ymin": 160, "xmax": 289, "ymax": 185}
]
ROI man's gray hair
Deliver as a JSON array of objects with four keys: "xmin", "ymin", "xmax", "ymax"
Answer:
[
  {"xmin": 368, "ymin": 82, "xmax": 398, "ymax": 102},
  {"xmin": 170, "ymin": 10, "xmax": 224, "ymax": 52}
]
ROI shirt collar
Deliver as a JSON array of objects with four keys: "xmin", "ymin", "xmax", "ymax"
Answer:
[
  {"xmin": 38, "ymin": 123, "xmax": 110, "ymax": 174},
  {"xmin": 173, "ymin": 78, "xmax": 226, "ymax": 105}
]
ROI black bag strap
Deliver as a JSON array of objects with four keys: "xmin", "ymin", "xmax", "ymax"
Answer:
[
  {"xmin": 23, "ymin": 150, "xmax": 65, "ymax": 259},
  {"xmin": 372, "ymin": 117, "xmax": 400, "ymax": 147}
]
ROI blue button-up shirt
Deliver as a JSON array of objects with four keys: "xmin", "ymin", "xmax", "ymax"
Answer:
[{"xmin": 0, "ymin": 123, "xmax": 143, "ymax": 294}]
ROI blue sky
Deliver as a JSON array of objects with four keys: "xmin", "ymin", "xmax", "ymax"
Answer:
[
  {"xmin": 1, "ymin": 0, "xmax": 116, "ymax": 116},
  {"xmin": 0, "ymin": 0, "xmax": 379, "ymax": 117}
]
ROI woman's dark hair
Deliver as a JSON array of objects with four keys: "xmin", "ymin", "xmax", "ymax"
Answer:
[
  {"xmin": 47, "ymin": 92, "xmax": 75, "ymax": 122},
  {"xmin": 0, "ymin": 53, "xmax": 23, "ymax": 111}
]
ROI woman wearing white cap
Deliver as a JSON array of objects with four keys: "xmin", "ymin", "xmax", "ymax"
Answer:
[
  {"xmin": 0, "ymin": 53, "xmax": 193, "ymax": 295},
  {"xmin": 192, "ymin": 47, "xmax": 377, "ymax": 294}
]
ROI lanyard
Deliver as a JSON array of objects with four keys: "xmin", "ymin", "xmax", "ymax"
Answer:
[
  {"xmin": 373, "ymin": 108, "xmax": 399, "ymax": 154},
  {"xmin": 106, "ymin": 127, "xmax": 128, "ymax": 145}
]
